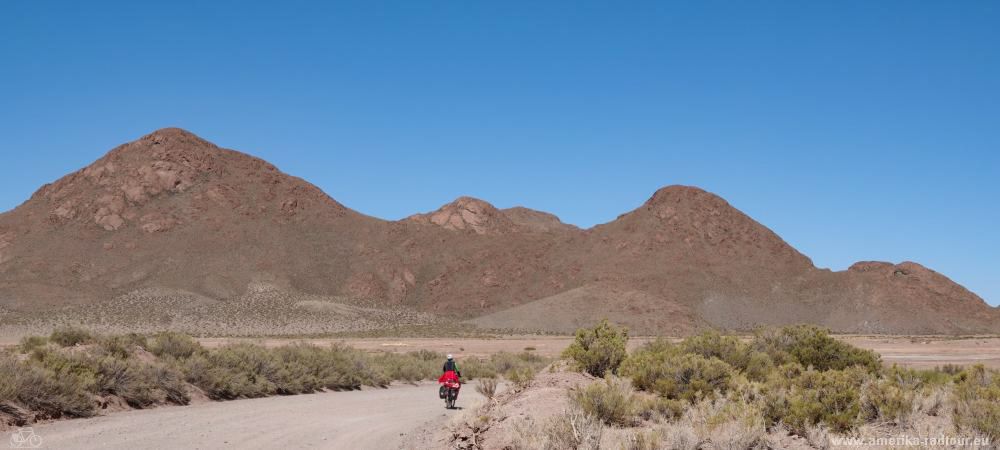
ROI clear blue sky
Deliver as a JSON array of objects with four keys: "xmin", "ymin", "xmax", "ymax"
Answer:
[{"xmin": 1, "ymin": 1, "xmax": 997, "ymax": 305}]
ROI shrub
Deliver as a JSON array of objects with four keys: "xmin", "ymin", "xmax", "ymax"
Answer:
[
  {"xmin": 18, "ymin": 335, "xmax": 48, "ymax": 353},
  {"xmin": 507, "ymin": 367, "xmax": 536, "ymax": 391},
  {"xmin": 148, "ymin": 332, "xmax": 203, "ymax": 360},
  {"xmin": 97, "ymin": 334, "xmax": 145, "ymax": 359},
  {"xmin": 563, "ymin": 320, "xmax": 628, "ymax": 377},
  {"xmin": 682, "ymin": 331, "xmax": 774, "ymax": 382},
  {"xmin": 621, "ymin": 349, "xmax": 733, "ymax": 402},
  {"xmin": 95, "ymin": 356, "xmax": 159, "ymax": 408},
  {"xmin": 638, "ymin": 396, "xmax": 686, "ymax": 421},
  {"xmin": 542, "ymin": 406, "xmax": 604, "ymax": 450},
  {"xmin": 476, "ymin": 378, "xmax": 498, "ymax": 400},
  {"xmin": 570, "ymin": 376, "xmax": 640, "ymax": 426},
  {"xmin": 15, "ymin": 363, "xmax": 96, "ymax": 418},
  {"xmin": 0, "ymin": 356, "xmax": 18, "ymax": 402},
  {"xmin": 953, "ymin": 365, "xmax": 1000, "ymax": 441},
  {"xmin": 859, "ymin": 377, "xmax": 914, "ymax": 424},
  {"xmin": 49, "ymin": 326, "xmax": 96, "ymax": 347},
  {"xmin": 752, "ymin": 325, "xmax": 880, "ymax": 373},
  {"xmin": 764, "ymin": 366, "xmax": 868, "ymax": 434}
]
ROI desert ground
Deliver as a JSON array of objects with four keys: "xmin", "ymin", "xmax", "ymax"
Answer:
[{"xmin": 28, "ymin": 382, "xmax": 486, "ymax": 450}]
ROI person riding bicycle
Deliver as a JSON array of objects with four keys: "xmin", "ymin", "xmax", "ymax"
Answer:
[
  {"xmin": 442, "ymin": 354, "xmax": 461, "ymax": 378},
  {"xmin": 439, "ymin": 354, "xmax": 461, "ymax": 400}
]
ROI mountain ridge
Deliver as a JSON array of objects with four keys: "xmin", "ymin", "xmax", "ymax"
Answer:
[{"xmin": 0, "ymin": 128, "xmax": 994, "ymax": 335}]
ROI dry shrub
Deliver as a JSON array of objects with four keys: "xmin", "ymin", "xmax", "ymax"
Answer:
[
  {"xmin": 476, "ymin": 378, "xmax": 498, "ymax": 400},
  {"xmin": 148, "ymin": 332, "xmax": 203, "ymax": 359},
  {"xmin": 14, "ymin": 363, "xmax": 95, "ymax": 418},
  {"xmin": 663, "ymin": 397, "xmax": 767, "ymax": 450},
  {"xmin": 95, "ymin": 356, "xmax": 159, "ymax": 407},
  {"xmin": 542, "ymin": 407, "xmax": 604, "ymax": 450},
  {"xmin": 569, "ymin": 376, "xmax": 639, "ymax": 426},
  {"xmin": 49, "ymin": 326, "xmax": 96, "ymax": 347},
  {"xmin": 953, "ymin": 365, "xmax": 1000, "ymax": 441},
  {"xmin": 18, "ymin": 335, "xmax": 48, "ymax": 353},
  {"xmin": 507, "ymin": 367, "xmax": 536, "ymax": 391}
]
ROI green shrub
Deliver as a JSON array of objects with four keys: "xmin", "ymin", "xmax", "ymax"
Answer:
[
  {"xmin": 859, "ymin": 377, "xmax": 915, "ymax": 424},
  {"xmin": 563, "ymin": 320, "xmax": 628, "ymax": 377},
  {"xmin": 681, "ymin": 331, "xmax": 774, "ymax": 382},
  {"xmin": 621, "ymin": 349, "xmax": 733, "ymax": 403},
  {"xmin": 953, "ymin": 365, "xmax": 1000, "ymax": 441},
  {"xmin": 507, "ymin": 367, "xmax": 536, "ymax": 391},
  {"xmin": 49, "ymin": 326, "xmax": 96, "ymax": 347},
  {"xmin": 763, "ymin": 366, "xmax": 868, "ymax": 434},
  {"xmin": 148, "ymin": 332, "xmax": 203, "ymax": 359},
  {"xmin": 15, "ymin": 363, "xmax": 96, "ymax": 418},
  {"xmin": 570, "ymin": 377, "xmax": 640, "ymax": 426},
  {"xmin": 18, "ymin": 335, "xmax": 48, "ymax": 353},
  {"xmin": 752, "ymin": 325, "xmax": 880, "ymax": 373}
]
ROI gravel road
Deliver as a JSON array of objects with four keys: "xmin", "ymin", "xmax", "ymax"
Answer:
[{"xmin": 27, "ymin": 383, "xmax": 480, "ymax": 450}]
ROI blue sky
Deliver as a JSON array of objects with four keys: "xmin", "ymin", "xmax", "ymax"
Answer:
[{"xmin": 1, "ymin": 1, "xmax": 997, "ymax": 304}]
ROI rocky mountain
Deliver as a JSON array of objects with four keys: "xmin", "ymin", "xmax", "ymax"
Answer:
[{"xmin": 0, "ymin": 128, "xmax": 995, "ymax": 335}]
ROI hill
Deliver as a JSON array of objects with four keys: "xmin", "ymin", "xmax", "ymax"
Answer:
[{"xmin": 0, "ymin": 128, "xmax": 995, "ymax": 335}]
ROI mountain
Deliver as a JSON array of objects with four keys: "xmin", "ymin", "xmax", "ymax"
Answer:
[{"xmin": 0, "ymin": 128, "xmax": 995, "ymax": 335}]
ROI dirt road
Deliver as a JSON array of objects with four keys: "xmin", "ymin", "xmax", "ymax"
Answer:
[{"xmin": 28, "ymin": 382, "xmax": 480, "ymax": 450}]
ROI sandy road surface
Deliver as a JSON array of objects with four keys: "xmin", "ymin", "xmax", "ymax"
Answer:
[{"xmin": 28, "ymin": 383, "xmax": 480, "ymax": 450}]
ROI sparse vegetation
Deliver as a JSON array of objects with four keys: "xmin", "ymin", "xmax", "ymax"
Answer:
[
  {"xmin": 2, "ymin": 329, "xmax": 550, "ymax": 427},
  {"xmin": 476, "ymin": 325, "xmax": 1000, "ymax": 450}
]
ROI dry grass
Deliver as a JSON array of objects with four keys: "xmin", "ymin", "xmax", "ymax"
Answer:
[{"xmin": 476, "ymin": 378, "xmax": 498, "ymax": 400}]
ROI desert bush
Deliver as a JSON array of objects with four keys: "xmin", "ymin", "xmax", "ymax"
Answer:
[
  {"xmin": 752, "ymin": 325, "xmax": 880, "ymax": 373},
  {"xmin": 49, "ymin": 326, "xmax": 96, "ymax": 347},
  {"xmin": 542, "ymin": 406, "xmax": 604, "ymax": 450},
  {"xmin": 621, "ymin": 350, "xmax": 733, "ymax": 402},
  {"xmin": 14, "ymin": 363, "xmax": 96, "ymax": 418},
  {"xmin": 763, "ymin": 366, "xmax": 867, "ymax": 434},
  {"xmin": 97, "ymin": 334, "xmax": 146, "ymax": 359},
  {"xmin": 563, "ymin": 320, "xmax": 628, "ymax": 377},
  {"xmin": 18, "ymin": 335, "xmax": 48, "ymax": 353},
  {"xmin": 151, "ymin": 364, "xmax": 190, "ymax": 405},
  {"xmin": 476, "ymin": 378, "xmax": 498, "ymax": 400},
  {"xmin": 148, "ymin": 332, "xmax": 203, "ymax": 360},
  {"xmin": 953, "ymin": 365, "xmax": 1000, "ymax": 441},
  {"xmin": 859, "ymin": 376, "xmax": 915, "ymax": 424},
  {"xmin": 570, "ymin": 376, "xmax": 640, "ymax": 426},
  {"xmin": 0, "ymin": 355, "xmax": 18, "ymax": 402},
  {"xmin": 638, "ymin": 396, "xmax": 686, "ymax": 421},
  {"xmin": 507, "ymin": 367, "xmax": 536, "ymax": 391},
  {"xmin": 682, "ymin": 331, "xmax": 774, "ymax": 382},
  {"xmin": 95, "ymin": 356, "xmax": 159, "ymax": 408}
]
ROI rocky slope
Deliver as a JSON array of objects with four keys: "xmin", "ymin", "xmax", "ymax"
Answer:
[{"xmin": 0, "ymin": 128, "xmax": 995, "ymax": 334}]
